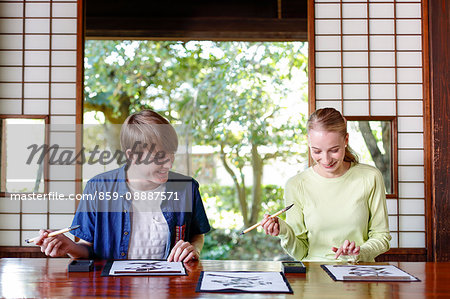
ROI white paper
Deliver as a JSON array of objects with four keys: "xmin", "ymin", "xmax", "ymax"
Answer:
[
  {"xmin": 109, "ymin": 260, "xmax": 185, "ymax": 276},
  {"xmin": 199, "ymin": 271, "xmax": 291, "ymax": 293},
  {"xmin": 322, "ymin": 265, "xmax": 419, "ymax": 281}
]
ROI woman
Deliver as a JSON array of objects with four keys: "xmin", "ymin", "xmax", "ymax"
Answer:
[{"xmin": 262, "ymin": 108, "xmax": 391, "ymax": 262}]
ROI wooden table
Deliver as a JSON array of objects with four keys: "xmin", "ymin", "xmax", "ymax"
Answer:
[{"xmin": 0, "ymin": 259, "xmax": 449, "ymax": 298}]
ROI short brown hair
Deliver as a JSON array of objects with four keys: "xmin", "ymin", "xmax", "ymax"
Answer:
[
  {"xmin": 120, "ymin": 110, "xmax": 178, "ymax": 155},
  {"xmin": 307, "ymin": 107, "xmax": 359, "ymax": 163}
]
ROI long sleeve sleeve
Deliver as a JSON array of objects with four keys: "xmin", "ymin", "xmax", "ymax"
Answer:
[
  {"xmin": 357, "ymin": 169, "xmax": 392, "ymax": 262},
  {"xmin": 278, "ymin": 178, "xmax": 309, "ymax": 260}
]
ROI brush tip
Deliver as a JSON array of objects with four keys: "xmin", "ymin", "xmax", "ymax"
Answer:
[{"xmin": 239, "ymin": 232, "xmax": 244, "ymax": 235}]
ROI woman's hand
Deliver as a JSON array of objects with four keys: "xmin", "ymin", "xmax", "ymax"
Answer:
[
  {"xmin": 167, "ymin": 240, "xmax": 200, "ymax": 262},
  {"xmin": 332, "ymin": 240, "xmax": 360, "ymax": 259},
  {"xmin": 261, "ymin": 214, "xmax": 280, "ymax": 236},
  {"xmin": 35, "ymin": 229, "xmax": 76, "ymax": 257}
]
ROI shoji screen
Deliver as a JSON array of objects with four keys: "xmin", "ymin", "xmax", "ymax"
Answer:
[
  {"xmin": 312, "ymin": 0, "xmax": 426, "ymax": 249},
  {"xmin": 0, "ymin": 0, "xmax": 79, "ymax": 246}
]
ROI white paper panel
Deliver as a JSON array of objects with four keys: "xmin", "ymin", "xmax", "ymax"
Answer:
[
  {"xmin": 399, "ymin": 199, "xmax": 425, "ymax": 215},
  {"xmin": 388, "ymin": 216, "xmax": 397, "ymax": 231},
  {"xmin": 343, "ymin": 36, "xmax": 368, "ymax": 51},
  {"xmin": 343, "ymin": 84, "xmax": 368, "ymax": 99},
  {"xmin": 370, "ymin": 68, "xmax": 395, "ymax": 83},
  {"xmin": 398, "ymin": 133, "xmax": 423, "ymax": 149},
  {"xmin": 396, "ymin": 20, "xmax": 422, "ymax": 35},
  {"xmin": 316, "ymin": 36, "xmax": 341, "ymax": 51},
  {"xmin": 0, "ymin": 67, "xmax": 21, "ymax": 81},
  {"xmin": 22, "ymin": 214, "xmax": 47, "ymax": 229},
  {"xmin": 316, "ymin": 84, "xmax": 341, "ymax": 99},
  {"xmin": 0, "ymin": 231, "xmax": 19, "ymax": 246},
  {"xmin": 342, "ymin": 20, "xmax": 367, "ymax": 34},
  {"xmin": 399, "ymin": 166, "xmax": 424, "ymax": 181},
  {"xmin": 343, "ymin": 68, "xmax": 368, "ymax": 83},
  {"xmin": 24, "ymin": 67, "xmax": 49, "ymax": 82},
  {"xmin": 370, "ymin": 84, "xmax": 395, "ymax": 100},
  {"xmin": 386, "ymin": 199, "xmax": 398, "ymax": 215},
  {"xmin": 0, "ymin": 99, "xmax": 21, "ymax": 114},
  {"xmin": 51, "ymin": 67, "xmax": 77, "ymax": 82},
  {"xmin": 369, "ymin": 20, "xmax": 394, "ymax": 34},
  {"xmin": 398, "ymin": 149, "xmax": 424, "ymax": 165},
  {"xmin": 397, "ymin": 84, "xmax": 422, "ymax": 99},
  {"xmin": 399, "ymin": 232, "xmax": 425, "ymax": 248},
  {"xmin": 49, "ymin": 199, "xmax": 76, "ymax": 214},
  {"xmin": 51, "ymin": 99, "xmax": 76, "ymax": 114},
  {"xmin": 0, "ymin": 51, "xmax": 22, "ymax": 65},
  {"xmin": 0, "ymin": 35, "xmax": 22, "ymax": 50},
  {"xmin": 397, "ymin": 52, "xmax": 422, "ymax": 67},
  {"xmin": 342, "ymin": 3, "xmax": 367, "ymax": 18},
  {"xmin": 52, "ymin": 35, "xmax": 77, "ymax": 50},
  {"xmin": 343, "ymin": 52, "xmax": 368, "ymax": 67},
  {"xmin": 343, "ymin": 100, "xmax": 369, "ymax": 116},
  {"xmin": 25, "ymin": 3, "xmax": 50, "ymax": 17},
  {"xmin": 52, "ymin": 51, "xmax": 77, "ymax": 66},
  {"xmin": 370, "ymin": 36, "xmax": 395, "ymax": 51},
  {"xmin": 0, "ymin": 197, "xmax": 21, "ymax": 213},
  {"xmin": 22, "ymin": 199, "xmax": 48, "ymax": 213},
  {"xmin": 25, "ymin": 51, "xmax": 50, "ymax": 66},
  {"xmin": 24, "ymin": 99, "xmax": 49, "ymax": 114},
  {"xmin": 50, "ymin": 116, "xmax": 76, "ymax": 125},
  {"xmin": 316, "ymin": 68, "xmax": 341, "ymax": 83},
  {"xmin": 397, "ymin": 36, "xmax": 422, "ymax": 51},
  {"xmin": 0, "ymin": 19, "xmax": 23, "ymax": 33},
  {"xmin": 0, "ymin": 83, "xmax": 22, "ymax": 97},
  {"xmin": 316, "ymin": 52, "xmax": 341, "ymax": 67},
  {"xmin": 51, "ymin": 83, "xmax": 76, "ymax": 98},
  {"xmin": 370, "ymin": 101, "xmax": 396, "ymax": 116},
  {"xmin": 396, "ymin": 3, "xmax": 421, "ymax": 18},
  {"xmin": 52, "ymin": 3, "xmax": 77, "ymax": 18},
  {"xmin": 25, "ymin": 35, "xmax": 50, "ymax": 50},
  {"xmin": 25, "ymin": 19, "xmax": 50, "ymax": 34},
  {"xmin": 315, "ymin": 100, "xmax": 342, "ymax": 112},
  {"xmin": 397, "ymin": 101, "xmax": 423, "ymax": 116},
  {"xmin": 49, "ymin": 165, "xmax": 76, "ymax": 180},
  {"xmin": 316, "ymin": 20, "xmax": 341, "ymax": 35},
  {"xmin": 0, "ymin": 214, "xmax": 20, "ymax": 229},
  {"xmin": 0, "ymin": 3, "xmax": 23, "ymax": 17},
  {"xmin": 52, "ymin": 19, "xmax": 77, "ymax": 34},
  {"xmin": 50, "ymin": 131, "xmax": 76, "ymax": 147},
  {"xmin": 370, "ymin": 52, "xmax": 395, "ymax": 67},
  {"xmin": 49, "ymin": 181, "xmax": 76, "ymax": 195},
  {"xmin": 399, "ymin": 182, "xmax": 424, "ymax": 198},
  {"xmin": 49, "ymin": 214, "xmax": 73, "ymax": 230},
  {"xmin": 315, "ymin": 4, "xmax": 340, "ymax": 18},
  {"xmin": 398, "ymin": 117, "xmax": 423, "ymax": 133},
  {"xmin": 399, "ymin": 215, "xmax": 425, "ymax": 231},
  {"xmin": 369, "ymin": 3, "xmax": 394, "ymax": 18},
  {"xmin": 397, "ymin": 68, "xmax": 422, "ymax": 83},
  {"xmin": 24, "ymin": 83, "xmax": 49, "ymax": 98}
]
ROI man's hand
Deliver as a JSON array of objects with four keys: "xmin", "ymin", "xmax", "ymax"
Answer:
[
  {"xmin": 35, "ymin": 229, "xmax": 76, "ymax": 257},
  {"xmin": 167, "ymin": 240, "xmax": 200, "ymax": 262}
]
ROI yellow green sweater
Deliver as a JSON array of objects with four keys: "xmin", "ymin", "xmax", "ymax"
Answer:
[{"xmin": 278, "ymin": 163, "xmax": 391, "ymax": 262}]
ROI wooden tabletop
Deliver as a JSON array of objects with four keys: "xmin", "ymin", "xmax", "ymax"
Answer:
[{"xmin": 0, "ymin": 258, "xmax": 449, "ymax": 298}]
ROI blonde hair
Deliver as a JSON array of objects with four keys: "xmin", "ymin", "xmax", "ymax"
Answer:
[
  {"xmin": 307, "ymin": 107, "xmax": 359, "ymax": 163},
  {"xmin": 120, "ymin": 110, "xmax": 178, "ymax": 157}
]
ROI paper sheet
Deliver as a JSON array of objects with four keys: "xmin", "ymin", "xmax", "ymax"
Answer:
[
  {"xmin": 108, "ymin": 260, "xmax": 186, "ymax": 276},
  {"xmin": 197, "ymin": 271, "xmax": 292, "ymax": 293},
  {"xmin": 321, "ymin": 264, "xmax": 420, "ymax": 281}
]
